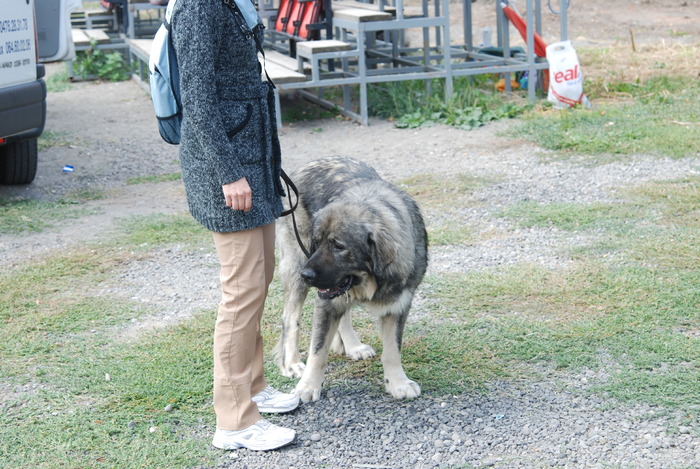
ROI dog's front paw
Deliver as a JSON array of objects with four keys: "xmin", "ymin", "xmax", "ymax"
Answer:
[
  {"xmin": 346, "ymin": 344, "xmax": 376, "ymax": 361},
  {"xmin": 294, "ymin": 380, "xmax": 323, "ymax": 403},
  {"xmin": 280, "ymin": 361, "xmax": 306, "ymax": 379},
  {"xmin": 386, "ymin": 379, "xmax": 421, "ymax": 399}
]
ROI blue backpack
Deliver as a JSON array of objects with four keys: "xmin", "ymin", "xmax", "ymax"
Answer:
[
  {"xmin": 148, "ymin": 0, "xmax": 181, "ymax": 144},
  {"xmin": 148, "ymin": 0, "xmax": 267, "ymax": 145}
]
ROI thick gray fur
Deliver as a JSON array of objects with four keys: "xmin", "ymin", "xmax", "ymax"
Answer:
[{"xmin": 275, "ymin": 157, "xmax": 428, "ymax": 402}]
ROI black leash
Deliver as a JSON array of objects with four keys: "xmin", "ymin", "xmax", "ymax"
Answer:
[
  {"xmin": 220, "ymin": 0, "xmax": 308, "ymax": 259},
  {"xmin": 280, "ymin": 170, "xmax": 311, "ymax": 259}
]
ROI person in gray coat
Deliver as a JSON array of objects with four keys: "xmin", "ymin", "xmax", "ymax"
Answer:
[{"xmin": 170, "ymin": 0, "xmax": 299, "ymax": 451}]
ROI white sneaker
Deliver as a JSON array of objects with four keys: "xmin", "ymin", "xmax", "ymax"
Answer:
[
  {"xmin": 212, "ymin": 420, "xmax": 295, "ymax": 451},
  {"xmin": 252, "ymin": 386, "xmax": 300, "ymax": 413}
]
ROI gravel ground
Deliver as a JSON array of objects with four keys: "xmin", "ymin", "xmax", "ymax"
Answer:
[
  {"xmin": 210, "ymin": 383, "xmax": 700, "ymax": 469},
  {"xmin": 2, "ymin": 52, "xmax": 700, "ymax": 467}
]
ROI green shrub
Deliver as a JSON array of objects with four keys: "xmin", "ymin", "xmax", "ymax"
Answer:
[{"xmin": 73, "ymin": 39, "xmax": 130, "ymax": 81}]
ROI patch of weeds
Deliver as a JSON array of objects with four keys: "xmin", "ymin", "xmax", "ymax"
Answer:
[
  {"xmin": 617, "ymin": 178, "xmax": 700, "ymax": 270},
  {"xmin": 45, "ymin": 69, "xmax": 71, "ymax": 93},
  {"xmin": 38, "ymin": 130, "xmax": 77, "ymax": 150},
  {"xmin": 514, "ymin": 76, "xmax": 700, "ymax": 159},
  {"xmin": 369, "ymin": 76, "xmax": 530, "ymax": 129},
  {"xmin": 127, "ymin": 172, "xmax": 182, "ymax": 185},
  {"xmin": 0, "ymin": 198, "xmax": 98, "ymax": 234},
  {"xmin": 74, "ymin": 40, "xmax": 130, "ymax": 81},
  {"xmin": 116, "ymin": 213, "xmax": 210, "ymax": 249},
  {"xmin": 399, "ymin": 173, "xmax": 487, "ymax": 247}
]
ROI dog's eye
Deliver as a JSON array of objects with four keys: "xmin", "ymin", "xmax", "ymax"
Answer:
[{"xmin": 331, "ymin": 240, "xmax": 346, "ymax": 252}]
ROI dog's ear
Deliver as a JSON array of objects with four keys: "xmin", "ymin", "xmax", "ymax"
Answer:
[{"xmin": 367, "ymin": 227, "xmax": 400, "ymax": 282}]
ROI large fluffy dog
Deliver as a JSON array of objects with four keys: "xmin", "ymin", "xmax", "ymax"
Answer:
[{"xmin": 275, "ymin": 157, "xmax": 428, "ymax": 402}]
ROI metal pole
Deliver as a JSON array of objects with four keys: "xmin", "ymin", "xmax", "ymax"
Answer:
[
  {"xmin": 526, "ymin": 0, "xmax": 536, "ymax": 102},
  {"xmin": 464, "ymin": 0, "xmax": 472, "ymax": 51},
  {"xmin": 443, "ymin": 0, "xmax": 453, "ymax": 99},
  {"xmin": 560, "ymin": 0, "xmax": 568, "ymax": 41}
]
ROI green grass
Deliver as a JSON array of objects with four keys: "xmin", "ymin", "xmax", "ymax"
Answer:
[
  {"xmin": 116, "ymin": 213, "xmax": 210, "ymax": 249},
  {"xmin": 398, "ymin": 173, "xmax": 490, "ymax": 210},
  {"xmin": 280, "ymin": 96, "xmax": 340, "ymax": 122},
  {"xmin": 0, "ymin": 309, "xmax": 217, "ymax": 468},
  {"xmin": 1, "ymin": 178, "xmax": 699, "ymax": 466},
  {"xmin": 397, "ymin": 173, "xmax": 488, "ymax": 245},
  {"xmin": 499, "ymin": 201, "xmax": 634, "ymax": 231},
  {"xmin": 514, "ymin": 77, "xmax": 700, "ymax": 159},
  {"xmin": 127, "ymin": 172, "xmax": 182, "ymax": 185},
  {"xmin": 428, "ymin": 225, "xmax": 475, "ymax": 246},
  {"xmin": 0, "ymin": 198, "xmax": 98, "ymax": 234},
  {"xmin": 2, "ymin": 72, "xmax": 700, "ymax": 466},
  {"xmin": 416, "ymin": 262, "xmax": 700, "ymax": 406}
]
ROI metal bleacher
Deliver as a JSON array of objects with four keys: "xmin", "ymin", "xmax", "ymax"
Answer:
[
  {"xmin": 257, "ymin": 0, "xmax": 569, "ymax": 125},
  {"xmin": 71, "ymin": 0, "xmax": 570, "ymax": 125}
]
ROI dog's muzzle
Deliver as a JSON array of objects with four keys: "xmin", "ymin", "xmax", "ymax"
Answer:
[{"xmin": 301, "ymin": 269, "xmax": 354, "ymax": 300}]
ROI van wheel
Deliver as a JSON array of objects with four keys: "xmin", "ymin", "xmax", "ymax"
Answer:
[{"xmin": 0, "ymin": 139, "xmax": 38, "ymax": 185}]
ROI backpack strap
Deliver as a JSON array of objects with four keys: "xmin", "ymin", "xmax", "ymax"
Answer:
[
  {"xmin": 222, "ymin": 0, "xmax": 276, "ymax": 88},
  {"xmin": 164, "ymin": 0, "xmax": 177, "ymax": 27}
]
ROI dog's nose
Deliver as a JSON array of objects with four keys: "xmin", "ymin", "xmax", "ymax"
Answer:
[{"xmin": 300, "ymin": 268, "xmax": 316, "ymax": 285}]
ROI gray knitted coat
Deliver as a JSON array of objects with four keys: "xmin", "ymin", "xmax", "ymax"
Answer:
[{"xmin": 171, "ymin": 0, "xmax": 284, "ymax": 233}]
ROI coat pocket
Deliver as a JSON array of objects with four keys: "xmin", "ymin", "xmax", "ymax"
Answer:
[
  {"xmin": 225, "ymin": 102, "xmax": 253, "ymax": 141},
  {"xmin": 222, "ymin": 99, "xmax": 265, "ymax": 165}
]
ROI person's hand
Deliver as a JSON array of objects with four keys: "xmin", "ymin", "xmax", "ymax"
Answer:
[{"xmin": 223, "ymin": 177, "xmax": 252, "ymax": 212}]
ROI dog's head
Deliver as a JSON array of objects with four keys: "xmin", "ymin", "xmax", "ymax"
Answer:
[{"xmin": 300, "ymin": 203, "xmax": 397, "ymax": 301}]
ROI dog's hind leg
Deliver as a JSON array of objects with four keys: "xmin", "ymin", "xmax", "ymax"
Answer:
[
  {"xmin": 331, "ymin": 311, "xmax": 376, "ymax": 360},
  {"xmin": 380, "ymin": 312, "xmax": 421, "ymax": 399},
  {"xmin": 294, "ymin": 302, "xmax": 344, "ymax": 402},
  {"xmin": 276, "ymin": 283, "xmax": 309, "ymax": 378},
  {"xmin": 274, "ymin": 246, "xmax": 309, "ymax": 378}
]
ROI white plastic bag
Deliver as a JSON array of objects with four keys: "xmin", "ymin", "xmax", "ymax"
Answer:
[{"xmin": 546, "ymin": 40, "xmax": 590, "ymax": 109}]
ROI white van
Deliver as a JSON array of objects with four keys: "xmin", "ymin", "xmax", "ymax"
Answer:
[{"xmin": 0, "ymin": 0, "xmax": 76, "ymax": 185}]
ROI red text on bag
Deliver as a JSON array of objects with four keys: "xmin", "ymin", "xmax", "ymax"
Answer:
[{"xmin": 553, "ymin": 65, "xmax": 579, "ymax": 83}]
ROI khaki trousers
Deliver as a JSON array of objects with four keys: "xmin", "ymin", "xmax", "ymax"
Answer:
[{"xmin": 211, "ymin": 222, "xmax": 275, "ymax": 431}]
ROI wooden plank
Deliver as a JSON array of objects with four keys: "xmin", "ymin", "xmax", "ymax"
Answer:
[
  {"xmin": 85, "ymin": 9, "xmax": 111, "ymax": 17},
  {"xmin": 263, "ymin": 50, "xmax": 311, "ymax": 73},
  {"xmin": 264, "ymin": 50, "xmax": 299, "ymax": 70},
  {"xmin": 83, "ymin": 29, "xmax": 111, "ymax": 44},
  {"xmin": 296, "ymin": 39, "xmax": 353, "ymax": 54},
  {"xmin": 129, "ymin": 39, "xmax": 154, "ymax": 60},
  {"xmin": 71, "ymin": 29, "xmax": 90, "ymax": 47},
  {"xmin": 332, "ymin": 7, "xmax": 393, "ymax": 22},
  {"xmin": 264, "ymin": 61, "xmax": 307, "ymax": 84},
  {"xmin": 332, "ymin": 0, "xmax": 396, "ymax": 14}
]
